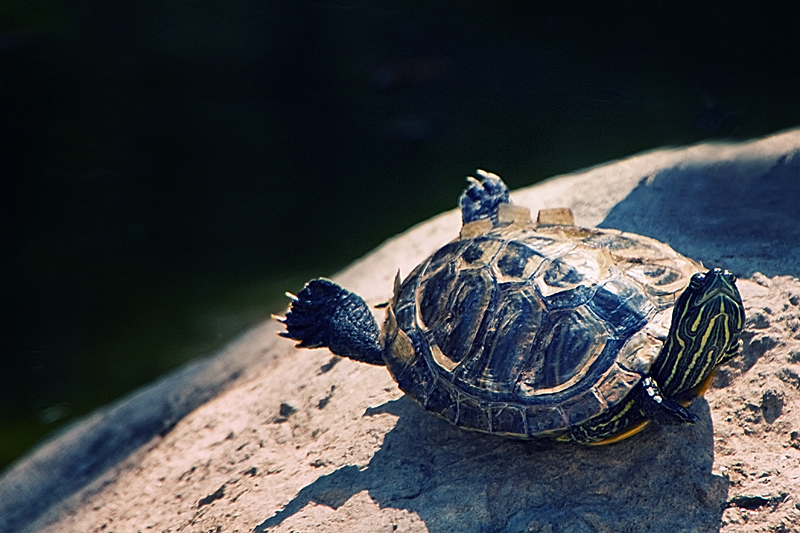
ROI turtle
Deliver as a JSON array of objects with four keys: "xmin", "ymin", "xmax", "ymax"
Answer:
[{"xmin": 276, "ymin": 170, "xmax": 745, "ymax": 444}]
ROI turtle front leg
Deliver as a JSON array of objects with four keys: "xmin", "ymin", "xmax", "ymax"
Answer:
[
  {"xmin": 277, "ymin": 279, "xmax": 385, "ymax": 366},
  {"xmin": 562, "ymin": 376, "xmax": 696, "ymax": 445},
  {"xmin": 635, "ymin": 376, "xmax": 698, "ymax": 425},
  {"xmin": 459, "ymin": 170, "xmax": 511, "ymax": 224}
]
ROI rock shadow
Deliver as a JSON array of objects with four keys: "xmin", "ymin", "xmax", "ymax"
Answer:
[
  {"xmin": 598, "ymin": 147, "xmax": 800, "ymax": 278},
  {"xmin": 256, "ymin": 396, "xmax": 727, "ymax": 533}
]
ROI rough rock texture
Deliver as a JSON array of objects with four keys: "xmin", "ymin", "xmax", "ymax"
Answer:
[{"xmin": 2, "ymin": 130, "xmax": 799, "ymax": 533}]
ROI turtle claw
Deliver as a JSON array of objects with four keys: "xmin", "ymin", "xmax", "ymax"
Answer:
[
  {"xmin": 639, "ymin": 376, "xmax": 698, "ymax": 425},
  {"xmin": 459, "ymin": 170, "xmax": 511, "ymax": 224},
  {"xmin": 272, "ymin": 314, "xmax": 287, "ymax": 323},
  {"xmin": 285, "ymin": 291, "xmax": 298, "ymax": 302}
]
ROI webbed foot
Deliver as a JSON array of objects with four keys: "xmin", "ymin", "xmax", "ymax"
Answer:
[{"xmin": 278, "ymin": 279, "xmax": 384, "ymax": 365}]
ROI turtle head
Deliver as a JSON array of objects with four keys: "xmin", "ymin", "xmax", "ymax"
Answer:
[
  {"xmin": 685, "ymin": 267, "xmax": 741, "ymax": 304},
  {"xmin": 652, "ymin": 268, "xmax": 745, "ymax": 397}
]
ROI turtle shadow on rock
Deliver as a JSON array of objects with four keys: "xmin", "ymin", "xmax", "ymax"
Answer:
[
  {"xmin": 598, "ymin": 147, "xmax": 800, "ymax": 279},
  {"xmin": 256, "ymin": 395, "xmax": 728, "ymax": 533}
]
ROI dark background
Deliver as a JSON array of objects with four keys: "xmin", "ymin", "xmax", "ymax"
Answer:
[{"xmin": 1, "ymin": 1, "xmax": 798, "ymax": 471}]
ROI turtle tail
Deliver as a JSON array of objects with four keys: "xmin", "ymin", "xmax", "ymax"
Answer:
[{"xmin": 276, "ymin": 279, "xmax": 385, "ymax": 366}]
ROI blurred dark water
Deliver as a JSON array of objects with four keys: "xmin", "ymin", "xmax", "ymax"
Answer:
[{"xmin": 0, "ymin": 1, "xmax": 798, "ymax": 470}]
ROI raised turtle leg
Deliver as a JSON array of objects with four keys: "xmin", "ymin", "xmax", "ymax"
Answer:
[
  {"xmin": 277, "ymin": 279, "xmax": 384, "ymax": 366},
  {"xmin": 459, "ymin": 170, "xmax": 511, "ymax": 224}
]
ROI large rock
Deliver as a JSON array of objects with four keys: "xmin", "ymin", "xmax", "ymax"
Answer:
[{"xmin": 2, "ymin": 130, "xmax": 799, "ymax": 533}]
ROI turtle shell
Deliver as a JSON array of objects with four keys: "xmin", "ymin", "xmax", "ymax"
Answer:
[{"xmin": 381, "ymin": 217, "xmax": 701, "ymax": 438}]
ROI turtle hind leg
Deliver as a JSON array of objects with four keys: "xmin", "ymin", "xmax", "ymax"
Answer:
[
  {"xmin": 459, "ymin": 170, "xmax": 511, "ymax": 224},
  {"xmin": 278, "ymin": 279, "xmax": 384, "ymax": 366}
]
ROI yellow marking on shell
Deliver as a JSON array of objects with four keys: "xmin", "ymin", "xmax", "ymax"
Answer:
[
  {"xmin": 598, "ymin": 246, "xmax": 615, "ymax": 275},
  {"xmin": 536, "ymin": 207, "xmax": 575, "ymax": 226},
  {"xmin": 560, "ymin": 227, "xmax": 600, "ymax": 243},
  {"xmin": 384, "ymin": 303, "xmax": 414, "ymax": 363},
  {"xmin": 430, "ymin": 342, "xmax": 459, "ymax": 371},
  {"xmin": 459, "ymin": 218, "xmax": 493, "ymax": 240},
  {"xmin": 497, "ymin": 203, "xmax": 532, "ymax": 225},
  {"xmin": 490, "ymin": 431, "xmax": 530, "ymax": 439},
  {"xmin": 383, "ymin": 305, "xmax": 417, "ymax": 365},
  {"xmin": 388, "ymin": 322, "xmax": 415, "ymax": 365},
  {"xmin": 383, "ymin": 304, "xmax": 398, "ymax": 344}
]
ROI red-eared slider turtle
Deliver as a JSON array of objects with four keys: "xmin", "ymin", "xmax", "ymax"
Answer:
[{"xmin": 277, "ymin": 171, "xmax": 744, "ymax": 444}]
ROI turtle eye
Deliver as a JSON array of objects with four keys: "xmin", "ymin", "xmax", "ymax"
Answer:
[
  {"xmin": 689, "ymin": 272, "xmax": 706, "ymax": 289},
  {"xmin": 723, "ymin": 271, "xmax": 737, "ymax": 284}
]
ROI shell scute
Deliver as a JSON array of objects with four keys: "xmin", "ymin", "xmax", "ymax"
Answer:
[
  {"xmin": 561, "ymin": 389, "xmax": 606, "ymax": 427},
  {"xmin": 386, "ymin": 328, "xmax": 436, "ymax": 400},
  {"xmin": 616, "ymin": 329, "xmax": 663, "ymax": 375},
  {"xmin": 393, "ymin": 264, "xmax": 422, "ymax": 311},
  {"xmin": 542, "ymin": 255, "xmax": 588, "ymax": 288},
  {"xmin": 490, "ymin": 404, "xmax": 527, "ymax": 436},
  {"xmin": 623, "ymin": 260, "xmax": 698, "ymax": 306},
  {"xmin": 495, "ymin": 241, "xmax": 545, "ymax": 280},
  {"xmin": 524, "ymin": 306, "xmax": 611, "ymax": 392},
  {"xmin": 419, "ymin": 262, "xmax": 459, "ymax": 326},
  {"xmin": 525, "ymin": 404, "xmax": 567, "ymax": 436},
  {"xmin": 423, "ymin": 379, "xmax": 454, "ymax": 416},
  {"xmin": 454, "ymin": 396, "xmax": 491, "ymax": 432},
  {"xmin": 426, "ymin": 241, "xmax": 466, "ymax": 273},
  {"xmin": 453, "ymin": 283, "xmax": 543, "ymax": 394},
  {"xmin": 588, "ymin": 278, "xmax": 654, "ymax": 337},
  {"xmin": 594, "ymin": 363, "xmax": 642, "ymax": 405},
  {"xmin": 422, "ymin": 268, "xmax": 494, "ymax": 370},
  {"xmin": 460, "ymin": 237, "xmax": 504, "ymax": 267},
  {"xmin": 540, "ymin": 284, "xmax": 596, "ymax": 311}
]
